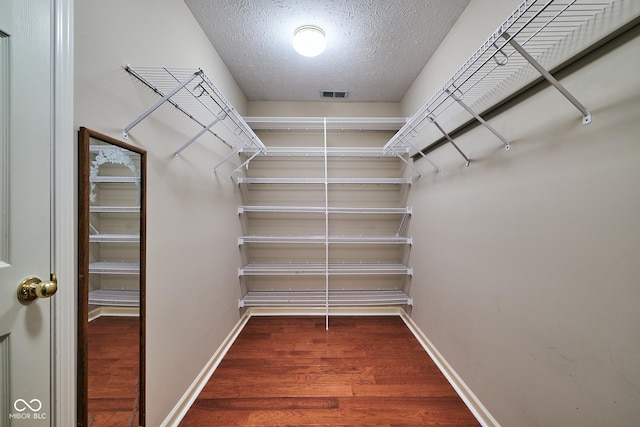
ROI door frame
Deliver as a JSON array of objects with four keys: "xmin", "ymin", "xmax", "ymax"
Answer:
[{"xmin": 52, "ymin": 0, "xmax": 76, "ymax": 425}]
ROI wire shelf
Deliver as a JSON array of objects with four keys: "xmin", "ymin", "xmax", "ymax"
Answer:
[
  {"xmin": 385, "ymin": 0, "xmax": 640, "ymax": 164},
  {"xmin": 239, "ymin": 289, "xmax": 413, "ymax": 308},
  {"xmin": 239, "ymin": 262, "xmax": 413, "ymax": 277},
  {"xmin": 124, "ymin": 65, "xmax": 266, "ymax": 160},
  {"xmin": 89, "ymin": 289, "xmax": 140, "ymax": 307}
]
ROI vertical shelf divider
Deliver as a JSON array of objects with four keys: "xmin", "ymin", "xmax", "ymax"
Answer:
[{"xmin": 324, "ymin": 118, "xmax": 329, "ymax": 330}]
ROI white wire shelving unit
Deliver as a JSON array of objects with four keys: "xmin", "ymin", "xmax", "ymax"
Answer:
[
  {"xmin": 88, "ymin": 142, "xmax": 142, "ymax": 308},
  {"xmin": 237, "ymin": 118, "xmax": 414, "ymax": 323},
  {"xmin": 123, "ymin": 65, "xmax": 267, "ymax": 173},
  {"xmin": 384, "ymin": 0, "xmax": 640, "ymax": 169}
]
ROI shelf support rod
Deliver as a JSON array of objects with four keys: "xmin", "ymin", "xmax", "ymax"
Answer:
[
  {"xmin": 404, "ymin": 138, "xmax": 441, "ymax": 173},
  {"xmin": 213, "ymin": 146, "xmax": 243, "ymax": 172},
  {"xmin": 229, "ymin": 148, "xmax": 261, "ymax": 177},
  {"xmin": 427, "ymin": 113, "xmax": 470, "ymax": 166},
  {"xmin": 503, "ymin": 32, "xmax": 591, "ymax": 125},
  {"xmin": 174, "ymin": 111, "xmax": 228, "ymax": 157},
  {"xmin": 446, "ymin": 86, "xmax": 510, "ymax": 150},
  {"xmin": 323, "ymin": 117, "xmax": 329, "ymax": 330},
  {"xmin": 123, "ymin": 70, "xmax": 203, "ymax": 139},
  {"xmin": 390, "ymin": 147, "xmax": 424, "ymax": 177}
]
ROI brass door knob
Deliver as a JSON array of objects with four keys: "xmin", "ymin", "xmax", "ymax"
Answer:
[{"xmin": 17, "ymin": 274, "xmax": 58, "ymax": 303}]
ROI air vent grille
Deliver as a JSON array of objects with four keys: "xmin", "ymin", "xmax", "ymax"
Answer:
[{"xmin": 321, "ymin": 90, "xmax": 348, "ymax": 99}]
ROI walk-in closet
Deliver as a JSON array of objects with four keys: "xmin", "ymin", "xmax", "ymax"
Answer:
[{"xmin": 72, "ymin": 0, "xmax": 640, "ymax": 425}]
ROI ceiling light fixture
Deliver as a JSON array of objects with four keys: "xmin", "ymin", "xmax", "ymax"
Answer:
[{"xmin": 293, "ymin": 25, "xmax": 326, "ymax": 57}]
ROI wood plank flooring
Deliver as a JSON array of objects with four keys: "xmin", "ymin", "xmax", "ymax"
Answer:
[
  {"xmin": 180, "ymin": 316, "xmax": 479, "ymax": 426},
  {"xmin": 87, "ymin": 316, "xmax": 140, "ymax": 427}
]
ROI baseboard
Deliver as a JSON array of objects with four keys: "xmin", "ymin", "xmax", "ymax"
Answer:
[
  {"xmin": 161, "ymin": 306, "xmax": 498, "ymax": 427},
  {"xmin": 399, "ymin": 311, "xmax": 500, "ymax": 427},
  {"xmin": 159, "ymin": 312, "xmax": 252, "ymax": 427}
]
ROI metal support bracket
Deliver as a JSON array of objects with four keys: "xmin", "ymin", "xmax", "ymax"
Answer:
[
  {"xmin": 503, "ymin": 32, "xmax": 591, "ymax": 125},
  {"xmin": 427, "ymin": 113, "xmax": 470, "ymax": 166},
  {"xmin": 174, "ymin": 111, "xmax": 228, "ymax": 157},
  {"xmin": 389, "ymin": 148, "xmax": 423, "ymax": 178},
  {"xmin": 403, "ymin": 138, "xmax": 441, "ymax": 173},
  {"xmin": 446, "ymin": 85, "xmax": 510, "ymax": 150},
  {"xmin": 123, "ymin": 70, "xmax": 203, "ymax": 139},
  {"xmin": 230, "ymin": 150, "xmax": 261, "ymax": 178}
]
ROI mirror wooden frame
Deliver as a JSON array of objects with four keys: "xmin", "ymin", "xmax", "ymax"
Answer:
[{"xmin": 77, "ymin": 127, "xmax": 146, "ymax": 426}]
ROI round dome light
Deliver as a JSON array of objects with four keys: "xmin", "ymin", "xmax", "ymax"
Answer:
[{"xmin": 293, "ymin": 25, "xmax": 326, "ymax": 57}]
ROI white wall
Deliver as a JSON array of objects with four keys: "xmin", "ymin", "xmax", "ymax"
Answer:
[
  {"xmin": 74, "ymin": 0, "xmax": 246, "ymax": 424},
  {"xmin": 402, "ymin": 1, "xmax": 640, "ymax": 425}
]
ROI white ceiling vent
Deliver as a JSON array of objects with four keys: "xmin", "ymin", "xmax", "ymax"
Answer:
[{"xmin": 321, "ymin": 90, "xmax": 348, "ymax": 99}]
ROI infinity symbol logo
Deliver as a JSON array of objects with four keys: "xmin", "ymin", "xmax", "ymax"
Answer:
[{"xmin": 14, "ymin": 398, "xmax": 42, "ymax": 412}]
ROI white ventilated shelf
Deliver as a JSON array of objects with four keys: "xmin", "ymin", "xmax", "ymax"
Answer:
[
  {"xmin": 124, "ymin": 66, "xmax": 266, "ymax": 167},
  {"xmin": 238, "ymin": 235, "xmax": 412, "ymax": 245},
  {"xmin": 90, "ymin": 176, "xmax": 140, "ymax": 184},
  {"xmin": 89, "ymin": 262, "xmax": 140, "ymax": 275},
  {"xmin": 238, "ymin": 206, "xmax": 412, "ymax": 215},
  {"xmin": 238, "ymin": 177, "xmax": 412, "ymax": 185},
  {"xmin": 241, "ymin": 146, "xmax": 406, "ymax": 158},
  {"xmin": 244, "ymin": 116, "xmax": 407, "ymax": 131},
  {"xmin": 384, "ymin": 0, "xmax": 640, "ymax": 165},
  {"xmin": 90, "ymin": 206, "xmax": 140, "ymax": 213},
  {"xmin": 89, "ymin": 289, "xmax": 140, "ymax": 307},
  {"xmin": 239, "ymin": 289, "xmax": 413, "ymax": 308},
  {"xmin": 239, "ymin": 263, "xmax": 413, "ymax": 277},
  {"xmin": 89, "ymin": 234, "xmax": 140, "ymax": 243}
]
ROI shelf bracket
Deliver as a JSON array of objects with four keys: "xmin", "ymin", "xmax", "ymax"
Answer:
[
  {"xmin": 427, "ymin": 113, "xmax": 470, "ymax": 166},
  {"xmin": 213, "ymin": 146, "xmax": 243, "ymax": 172},
  {"xmin": 175, "ymin": 111, "xmax": 228, "ymax": 157},
  {"xmin": 389, "ymin": 147, "xmax": 423, "ymax": 177},
  {"xmin": 123, "ymin": 70, "xmax": 203, "ymax": 139},
  {"xmin": 503, "ymin": 32, "xmax": 591, "ymax": 125},
  {"xmin": 229, "ymin": 150, "xmax": 261, "ymax": 177},
  {"xmin": 401, "ymin": 137, "xmax": 441, "ymax": 174},
  {"xmin": 446, "ymin": 85, "xmax": 510, "ymax": 151}
]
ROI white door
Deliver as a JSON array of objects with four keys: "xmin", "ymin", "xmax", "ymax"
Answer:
[{"xmin": 0, "ymin": 0, "xmax": 55, "ymax": 425}]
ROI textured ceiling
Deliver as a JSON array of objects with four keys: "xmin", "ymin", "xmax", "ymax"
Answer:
[{"xmin": 183, "ymin": 0, "xmax": 470, "ymax": 102}]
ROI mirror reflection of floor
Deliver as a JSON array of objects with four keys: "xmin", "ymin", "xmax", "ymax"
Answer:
[{"xmin": 87, "ymin": 316, "xmax": 140, "ymax": 427}]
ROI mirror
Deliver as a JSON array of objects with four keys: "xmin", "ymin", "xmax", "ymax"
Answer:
[{"xmin": 78, "ymin": 127, "xmax": 146, "ymax": 426}]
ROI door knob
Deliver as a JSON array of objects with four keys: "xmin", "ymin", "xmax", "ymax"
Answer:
[{"xmin": 17, "ymin": 274, "xmax": 58, "ymax": 303}]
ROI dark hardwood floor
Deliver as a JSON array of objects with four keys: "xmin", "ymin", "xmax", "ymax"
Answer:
[
  {"xmin": 87, "ymin": 316, "xmax": 140, "ymax": 427},
  {"xmin": 180, "ymin": 315, "xmax": 479, "ymax": 426}
]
